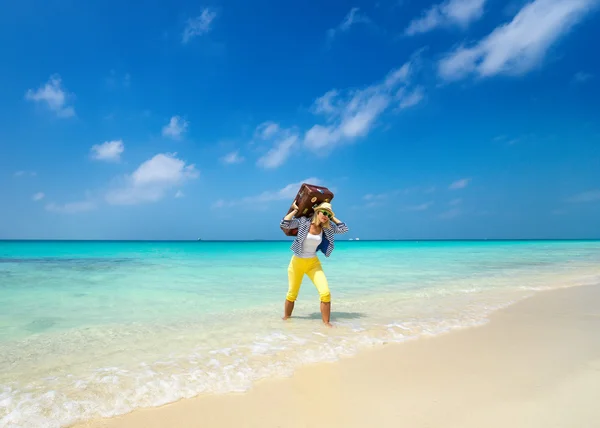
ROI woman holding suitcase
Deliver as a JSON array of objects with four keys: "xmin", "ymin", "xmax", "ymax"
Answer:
[{"xmin": 279, "ymin": 201, "xmax": 349, "ymax": 327}]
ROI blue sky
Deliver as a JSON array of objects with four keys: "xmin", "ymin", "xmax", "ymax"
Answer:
[{"xmin": 1, "ymin": 0, "xmax": 599, "ymax": 240}]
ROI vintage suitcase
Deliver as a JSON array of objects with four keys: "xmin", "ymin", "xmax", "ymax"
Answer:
[{"xmin": 280, "ymin": 183, "xmax": 334, "ymax": 236}]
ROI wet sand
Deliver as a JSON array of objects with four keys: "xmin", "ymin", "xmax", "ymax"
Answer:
[{"xmin": 76, "ymin": 283, "xmax": 600, "ymax": 428}]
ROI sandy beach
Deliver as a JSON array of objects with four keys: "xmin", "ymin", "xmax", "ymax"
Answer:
[{"xmin": 74, "ymin": 283, "xmax": 600, "ymax": 428}]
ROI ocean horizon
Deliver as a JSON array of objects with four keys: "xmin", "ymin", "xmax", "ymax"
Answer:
[
  {"xmin": 2, "ymin": 239, "xmax": 600, "ymax": 427},
  {"xmin": 2, "ymin": 238, "xmax": 600, "ymax": 242}
]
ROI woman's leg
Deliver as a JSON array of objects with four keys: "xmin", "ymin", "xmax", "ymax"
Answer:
[
  {"xmin": 283, "ymin": 256, "xmax": 304, "ymax": 320},
  {"xmin": 306, "ymin": 258, "xmax": 332, "ymax": 327}
]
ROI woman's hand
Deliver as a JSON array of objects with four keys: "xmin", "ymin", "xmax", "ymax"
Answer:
[
  {"xmin": 284, "ymin": 201, "xmax": 299, "ymax": 221},
  {"xmin": 330, "ymin": 216, "xmax": 349, "ymax": 234}
]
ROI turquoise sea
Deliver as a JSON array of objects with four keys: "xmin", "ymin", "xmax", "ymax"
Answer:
[{"xmin": 1, "ymin": 240, "xmax": 599, "ymax": 427}]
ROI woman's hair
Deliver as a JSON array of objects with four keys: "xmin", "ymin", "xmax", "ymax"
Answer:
[{"xmin": 311, "ymin": 211, "xmax": 331, "ymax": 228}]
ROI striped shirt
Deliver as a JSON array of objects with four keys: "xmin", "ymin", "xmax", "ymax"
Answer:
[{"xmin": 280, "ymin": 216, "xmax": 349, "ymax": 258}]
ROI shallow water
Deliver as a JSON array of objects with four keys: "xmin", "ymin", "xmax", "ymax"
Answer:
[{"xmin": 1, "ymin": 240, "xmax": 599, "ymax": 428}]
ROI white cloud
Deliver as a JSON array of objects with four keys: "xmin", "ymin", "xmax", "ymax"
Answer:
[
  {"xmin": 362, "ymin": 193, "xmax": 389, "ymax": 208},
  {"xmin": 363, "ymin": 186, "xmax": 435, "ymax": 200},
  {"xmin": 397, "ymin": 86, "xmax": 426, "ymax": 109},
  {"xmin": 303, "ymin": 58, "xmax": 423, "ymax": 152},
  {"xmin": 25, "ymin": 74, "xmax": 75, "ymax": 118},
  {"xmin": 106, "ymin": 70, "xmax": 131, "ymax": 89},
  {"xmin": 257, "ymin": 134, "xmax": 298, "ymax": 169},
  {"xmin": 90, "ymin": 140, "xmax": 124, "ymax": 162},
  {"xmin": 312, "ymin": 90, "xmax": 340, "ymax": 115},
  {"xmin": 253, "ymin": 122, "xmax": 300, "ymax": 169},
  {"xmin": 449, "ymin": 197, "xmax": 463, "ymax": 205},
  {"xmin": 438, "ymin": 0, "xmax": 598, "ymax": 81},
  {"xmin": 255, "ymin": 178, "xmax": 322, "ymax": 202},
  {"xmin": 105, "ymin": 153, "xmax": 199, "ymax": 205},
  {"xmin": 449, "ymin": 178, "xmax": 471, "ymax": 189},
  {"xmin": 364, "ymin": 193, "xmax": 388, "ymax": 201},
  {"xmin": 400, "ymin": 201, "xmax": 434, "ymax": 211},
  {"xmin": 567, "ymin": 190, "xmax": 600, "ymax": 203},
  {"xmin": 405, "ymin": 0, "xmax": 486, "ymax": 36},
  {"xmin": 439, "ymin": 208, "xmax": 461, "ymax": 219},
  {"xmin": 493, "ymin": 134, "xmax": 522, "ymax": 145},
  {"xmin": 255, "ymin": 121, "xmax": 281, "ymax": 140},
  {"xmin": 396, "ymin": 185, "xmax": 437, "ymax": 195},
  {"xmin": 182, "ymin": 8, "xmax": 217, "ymax": 43},
  {"xmin": 14, "ymin": 170, "xmax": 37, "ymax": 177},
  {"xmin": 32, "ymin": 192, "xmax": 45, "ymax": 201},
  {"xmin": 252, "ymin": 55, "xmax": 424, "ymax": 163},
  {"xmin": 573, "ymin": 71, "xmax": 593, "ymax": 83},
  {"xmin": 45, "ymin": 200, "xmax": 96, "ymax": 214},
  {"xmin": 327, "ymin": 7, "xmax": 371, "ymax": 43},
  {"xmin": 175, "ymin": 190, "xmax": 185, "ymax": 198},
  {"xmin": 162, "ymin": 116, "xmax": 189, "ymax": 140},
  {"xmin": 360, "ymin": 187, "xmax": 436, "ymax": 209},
  {"xmin": 221, "ymin": 150, "xmax": 245, "ymax": 164},
  {"xmin": 213, "ymin": 177, "xmax": 322, "ymax": 209}
]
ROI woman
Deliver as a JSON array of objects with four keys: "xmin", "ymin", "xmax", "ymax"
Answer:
[{"xmin": 279, "ymin": 201, "xmax": 349, "ymax": 327}]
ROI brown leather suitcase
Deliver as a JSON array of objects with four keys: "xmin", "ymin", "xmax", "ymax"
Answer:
[{"xmin": 280, "ymin": 183, "xmax": 335, "ymax": 236}]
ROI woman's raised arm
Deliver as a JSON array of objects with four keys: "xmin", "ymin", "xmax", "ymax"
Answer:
[
  {"xmin": 330, "ymin": 216, "xmax": 349, "ymax": 234},
  {"xmin": 280, "ymin": 201, "xmax": 300, "ymax": 229}
]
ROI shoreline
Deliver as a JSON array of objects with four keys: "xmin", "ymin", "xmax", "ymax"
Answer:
[{"xmin": 74, "ymin": 282, "xmax": 600, "ymax": 428}]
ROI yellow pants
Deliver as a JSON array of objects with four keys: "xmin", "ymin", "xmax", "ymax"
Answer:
[{"xmin": 286, "ymin": 255, "xmax": 331, "ymax": 303}]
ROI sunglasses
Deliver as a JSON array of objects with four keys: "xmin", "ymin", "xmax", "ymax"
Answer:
[{"xmin": 318, "ymin": 210, "xmax": 332, "ymax": 218}]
